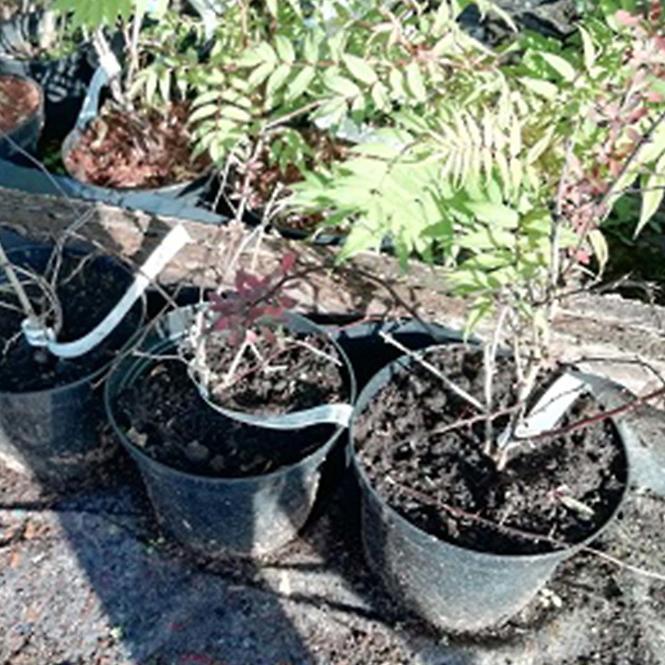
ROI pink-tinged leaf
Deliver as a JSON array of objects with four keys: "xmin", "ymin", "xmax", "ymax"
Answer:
[
  {"xmin": 235, "ymin": 269, "xmax": 266, "ymax": 295},
  {"xmin": 278, "ymin": 295, "xmax": 297, "ymax": 309},
  {"xmin": 245, "ymin": 329, "xmax": 258, "ymax": 344},
  {"xmin": 208, "ymin": 292, "xmax": 224, "ymax": 307},
  {"xmin": 605, "ymin": 101, "xmax": 621, "ymax": 119},
  {"xmin": 213, "ymin": 317, "xmax": 232, "ymax": 331},
  {"xmin": 245, "ymin": 308, "xmax": 263, "ymax": 324},
  {"xmin": 210, "ymin": 299, "xmax": 237, "ymax": 315},
  {"xmin": 627, "ymin": 108, "xmax": 647, "ymax": 124},
  {"xmin": 615, "ymin": 10, "xmax": 641, "ymax": 27},
  {"xmin": 255, "ymin": 304, "xmax": 284, "ymax": 319},
  {"xmin": 646, "ymin": 90, "xmax": 664, "ymax": 103},
  {"xmin": 227, "ymin": 329, "xmax": 244, "ymax": 346},
  {"xmin": 626, "ymin": 126, "xmax": 643, "ymax": 143},
  {"xmin": 263, "ymin": 328, "xmax": 277, "ymax": 345},
  {"xmin": 575, "ymin": 248, "xmax": 591, "ymax": 264},
  {"xmin": 281, "ymin": 252, "xmax": 297, "ymax": 273},
  {"xmin": 609, "ymin": 158, "xmax": 623, "ymax": 177}
]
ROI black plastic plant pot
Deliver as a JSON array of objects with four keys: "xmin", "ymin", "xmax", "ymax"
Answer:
[
  {"xmin": 61, "ymin": 127, "xmax": 212, "ymax": 208},
  {"xmin": 0, "ymin": 245, "xmax": 145, "ymax": 490},
  {"xmin": 0, "ymin": 73, "xmax": 44, "ymax": 159},
  {"xmin": 60, "ymin": 115, "xmax": 212, "ymax": 211},
  {"xmin": 349, "ymin": 351, "xmax": 634, "ymax": 633},
  {"xmin": 0, "ymin": 12, "xmax": 93, "ymax": 143},
  {"xmin": 323, "ymin": 317, "xmax": 468, "ymax": 392},
  {"xmin": 104, "ymin": 306, "xmax": 357, "ymax": 558}
]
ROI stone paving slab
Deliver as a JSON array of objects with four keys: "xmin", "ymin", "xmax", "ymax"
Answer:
[{"xmin": 1, "ymin": 431, "xmax": 665, "ymax": 665}]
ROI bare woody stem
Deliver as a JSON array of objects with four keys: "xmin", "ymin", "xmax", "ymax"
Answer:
[
  {"xmin": 0, "ymin": 238, "xmax": 38, "ymax": 322},
  {"xmin": 379, "ymin": 331, "xmax": 485, "ymax": 411},
  {"xmin": 126, "ymin": 7, "xmax": 145, "ymax": 92},
  {"xmin": 562, "ymin": 108, "xmax": 665, "ymax": 280}
]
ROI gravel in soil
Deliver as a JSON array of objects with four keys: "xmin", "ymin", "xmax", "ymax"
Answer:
[
  {"xmin": 354, "ymin": 345, "xmax": 628, "ymax": 555},
  {"xmin": 116, "ymin": 357, "xmax": 338, "ymax": 477},
  {"xmin": 0, "ymin": 250, "xmax": 142, "ymax": 392},
  {"xmin": 0, "ymin": 74, "xmax": 40, "ymax": 134},
  {"xmin": 64, "ymin": 102, "xmax": 208, "ymax": 189}
]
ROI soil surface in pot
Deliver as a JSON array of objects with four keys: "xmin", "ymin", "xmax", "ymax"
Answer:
[
  {"xmin": 354, "ymin": 345, "xmax": 627, "ymax": 555},
  {"xmin": 64, "ymin": 102, "xmax": 209, "ymax": 189},
  {"xmin": 116, "ymin": 357, "xmax": 337, "ymax": 477},
  {"xmin": 198, "ymin": 327, "xmax": 348, "ymax": 415},
  {"xmin": 0, "ymin": 74, "xmax": 40, "ymax": 134},
  {"xmin": 0, "ymin": 251, "xmax": 142, "ymax": 392}
]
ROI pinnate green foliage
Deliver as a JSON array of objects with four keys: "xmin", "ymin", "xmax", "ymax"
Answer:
[
  {"xmin": 188, "ymin": 0, "xmax": 507, "ymax": 170},
  {"xmin": 128, "ymin": 12, "xmax": 205, "ymax": 106},
  {"xmin": 53, "ymin": 0, "xmax": 172, "ymax": 27},
  {"xmin": 290, "ymin": 2, "xmax": 665, "ymax": 333},
  {"xmin": 53, "ymin": 0, "xmax": 134, "ymax": 28}
]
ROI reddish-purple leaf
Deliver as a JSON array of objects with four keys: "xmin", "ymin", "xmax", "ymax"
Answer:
[
  {"xmin": 278, "ymin": 295, "xmax": 297, "ymax": 309},
  {"xmin": 281, "ymin": 252, "xmax": 297, "ymax": 274}
]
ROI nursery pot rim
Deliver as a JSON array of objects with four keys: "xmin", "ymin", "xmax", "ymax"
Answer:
[
  {"xmin": 349, "ymin": 341, "xmax": 632, "ymax": 562},
  {"xmin": 105, "ymin": 308, "xmax": 356, "ymax": 486},
  {"xmin": 0, "ymin": 71, "xmax": 43, "ymax": 134},
  {"xmin": 0, "ymin": 244, "xmax": 146, "ymax": 398},
  {"xmin": 61, "ymin": 111, "xmax": 213, "ymax": 194},
  {"xmin": 190, "ymin": 308, "xmax": 357, "ymax": 424}
]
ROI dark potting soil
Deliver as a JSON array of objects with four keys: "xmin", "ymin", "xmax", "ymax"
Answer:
[
  {"xmin": 0, "ymin": 251, "xmax": 142, "ymax": 392},
  {"xmin": 64, "ymin": 103, "xmax": 209, "ymax": 189},
  {"xmin": 116, "ymin": 358, "xmax": 336, "ymax": 477},
  {"xmin": 0, "ymin": 74, "xmax": 40, "ymax": 134},
  {"xmin": 354, "ymin": 345, "xmax": 627, "ymax": 555},
  {"xmin": 201, "ymin": 329, "xmax": 347, "ymax": 415}
]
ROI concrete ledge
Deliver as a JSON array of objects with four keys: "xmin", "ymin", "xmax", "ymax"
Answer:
[{"xmin": 1, "ymin": 185, "xmax": 664, "ymax": 396}]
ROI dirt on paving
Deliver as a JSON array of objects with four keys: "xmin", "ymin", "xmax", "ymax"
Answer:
[{"xmin": 0, "ymin": 424, "xmax": 664, "ymax": 665}]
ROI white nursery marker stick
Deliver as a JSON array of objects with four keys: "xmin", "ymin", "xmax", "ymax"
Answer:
[
  {"xmin": 512, "ymin": 372, "xmax": 588, "ymax": 439},
  {"xmin": 496, "ymin": 371, "xmax": 588, "ymax": 451}
]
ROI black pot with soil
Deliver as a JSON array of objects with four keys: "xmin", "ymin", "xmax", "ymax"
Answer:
[
  {"xmin": 349, "ymin": 343, "xmax": 633, "ymax": 632},
  {"xmin": 0, "ymin": 244, "xmax": 145, "ymax": 489},
  {"xmin": 60, "ymin": 79, "xmax": 212, "ymax": 209},
  {"xmin": 105, "ymin": 306, "xmax": 357, "ymax": 558},
  {"xmin": 0, "ymin": 72, "xmax": 43, "ymax": 159},
  {"xmin": 0, "ymin": 11, "xmax": 94, "ymax": 144}
]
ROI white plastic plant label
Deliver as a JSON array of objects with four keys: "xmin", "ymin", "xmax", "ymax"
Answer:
[
  {"xmin": 512, "ymin": 371, "xmax": 588, "ymax": 440},
  {"xmin": 24, "ymin": 224, "xmax": 192, "ymax": 359},
  {"xmin": 77, "ymin": 65, "xmax": 114, "ymax": 130},
  {"xmin": 98, "ymin": 50, "xmax": 121, "ymax": 80},
  {"xmin": 197, "ymin": 382, "xmax": 354, "ymax": 430}
]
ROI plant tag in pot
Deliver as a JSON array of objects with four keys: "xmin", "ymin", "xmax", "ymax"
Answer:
[{"xmin": 509, "ymin": 372, "xmax": 588, "ymax": 441}]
